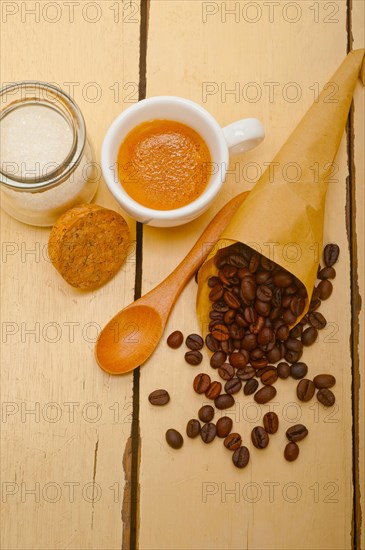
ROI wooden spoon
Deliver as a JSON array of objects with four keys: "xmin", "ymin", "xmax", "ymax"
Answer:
[{"xmin": 95, "ymin": 191, "xmax": 249, "ymax": 374}]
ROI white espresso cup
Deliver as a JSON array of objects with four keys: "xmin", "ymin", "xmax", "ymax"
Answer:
[{"xmin": 101, "ymin": 96, "xmax": 264, "ymax": 227}]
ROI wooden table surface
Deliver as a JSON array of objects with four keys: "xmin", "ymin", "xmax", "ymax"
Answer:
[{"xmin": 1, "ymin": 1, "xmax": 364, "ymax": 549}]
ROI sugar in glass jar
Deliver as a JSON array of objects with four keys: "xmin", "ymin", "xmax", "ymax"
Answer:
[{"xmin": 0, "ymin": 81, "xmax": 99, "ymax": 226}]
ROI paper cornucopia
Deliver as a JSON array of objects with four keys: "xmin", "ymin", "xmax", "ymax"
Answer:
[{"xmin": 197, "ymin": 49, "xmax": 364, "ymax": 334}]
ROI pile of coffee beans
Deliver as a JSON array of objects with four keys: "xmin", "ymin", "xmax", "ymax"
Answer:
[{"xmin": 150, "ymin": 243, "xmax": 339, "ymax": 467}]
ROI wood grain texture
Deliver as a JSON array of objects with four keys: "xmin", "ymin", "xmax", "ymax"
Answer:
[
  {"xmin": 0, "ymin": 2, "xmax": 140, "ymax": 548},
  {"xmin": 138, "ymin": 1, "xmax": 362, "ymax": 549}
]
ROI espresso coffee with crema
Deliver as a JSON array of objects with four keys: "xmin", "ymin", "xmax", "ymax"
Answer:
[{"xmin": 117, "ymin": 120, "xmax": 211, "ymax": 210}]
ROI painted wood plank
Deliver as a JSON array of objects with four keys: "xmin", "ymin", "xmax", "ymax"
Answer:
[
  {"xmin": 0, "ymin": 2, "xmax": 140, "ymax": 548},
  {"xmin": 138, "ymin": 1, "xmax": 359, "ymax": 549}
]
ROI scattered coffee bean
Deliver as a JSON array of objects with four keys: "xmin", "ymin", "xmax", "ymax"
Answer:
[
  {"xmin": 224, "ymin": 378, "xmax": 242, "ymax": 395},
  {"xmin": 244, "ymin": 379, "xmax": 259, "ymax": 395},
  {"xmin": 205, "ymin": 333, "xmax": 221, "ymax": 352},
  {"xmin": 297, "ymin": 379, "xmax": 315, "ymax": 402},
  {"xmin": 186, "ymin": 419, "xmax": 201, "ymax": 438},
  {"xmin": 210, "ymin": 350, "xmax": 227, "ymax": 368},
  {"xmin": 290, "ymin": 362, "xmax": 308, "ymax": 379},
  {"xmin": 263, "ymin": 412, "xmax": 279, "ymax": 434},
  {"xmin": 186, "ymin": 333, "xmax": 204, "ymax": 350},
  {"xmin": 313, "ymin": 374, "xmax": 336, "ymax": 389},
  {"xmin": 185, "ymin": 350, "xmax": 203, "ymax": 365},
  {"xmin": 236, "ymin": 366, "xmax": 256, "ymax": 381},
  {"xmin": 251, "ymin": 426, "xmax": 269, "ymax": 449},
  {"xmin": 218, "ymin": 363, "xmax": 235, "ymax": 380},
  {"xmin": 200, "ymin": 422, "xmax": 217, "ymax": 443},
  {"xmin": 165, "ymin": 429, "xmax": 183, "ymax": 449},
  {"xmin": 148, "ymin": 389, "xmax": 170, "ymax": 406},
  {"xmin": 232, "ymin": 446, "xmax": 250, "ymax": 468},
  {"xmin": 198, "ymin": 405, "xmax": 215, "ymax": 423},
  {"xmin": 318, "ymin": 266, "xmax": 336, "ymax": 280},
  {"xmin": 254, "ymin": 385, "xmax": 277, "ymax": 404},
  {"xmin": 277, "ymin": 362, "xmax": 291, "ymax": 379},
  {"xmin": 301, "ymin": 326, "xmax": 318, "ymax": 346},
  {"xmin": 205, "ymin": 381, "xmax": 222, "ymax": 400},
  {"xmin": 215, "ymin": 394, "xmax": 235, "ymax": 409},
  {"xmin": 323, "ymin": 243, "xmax": 340, "ymax": 266},
  {"xmin": 317, "ymin": 388, "xmax": 335, "ymax": 407},
  {"xmin": 285, "ymin": 349, "xmax": 303, "ymax": 364},
  {"xmin": 167, "ymin": 330, "xmax": 183, "ymax": 349},
  {"xmin": 308, "ymin": 312, "xmax": 327, "ymax": 329},
  {"xmin": 193, "ymin": 373, "xmax": 211, "ymax": 394},
  {"xmin": 216, "ymin": 416, "xmax": 233, "ymax": 438},
  {"xmin": 229, "ymin": 352, "xmax": 248, "ymax": 368},
  {"xmin": 284, "ymin": 441, "xmax": 299, "ymax": 461},
  {"xmin": 286, "ymin": 424, "xmax": 308, "ymax": 442},
  {"xmin": 224, "ymin": 433, "xmax": 242, "ymax": 451},
  {"xmin": 317, "ymin": 279, "xmax": 333, "ymax": 300},
  {"xmin": 261, "ymin": 367, "xmax": 278, "ymax": 386}
]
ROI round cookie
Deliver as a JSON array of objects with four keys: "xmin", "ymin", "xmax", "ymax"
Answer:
[{"xmin": 49, "ymin": 204, "xmax": 131, "ymax": 290}]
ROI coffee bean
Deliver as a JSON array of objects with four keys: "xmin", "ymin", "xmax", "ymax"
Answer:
[
  {"xmin": 224, "ymin": 433, "xmax": 242, "ymax": 451},
  {"xmin": 256, "ymin": 285, "xmax": 273, "ymax": 302},
  {"xmin": 284, "ymin": 442, "xmax": 299, "ymax": 461},
  {"xmin": 257, "ymin": 327, "xmax": 274, "ymax": 346},
  {"xmin": 205, "ymin": 333, "xmax": 221, "ymax": 352},
  {"xmin": 267, "ymin": 346, "xmax": 282, "ymax": 363},
  {"xmin": 277, "ymin": 362, "xmax": 291, "ymax": 379},
  {"xmin": 167, "ymin": 330, "xmax": 183, "ymax": 349},
  {"xmin": 241, "ymin": 333, "xmax": 257, "ymax": 351},
  {"xmin": 318, "ymin": 266, "xmax": 336, "ymax": 280},
  {"xmin": 186, "ymin": 419, "xmax": 201, "ymax": 438},
  {"xmin": 198, "ymin": 405, "xmax": 215, "ymax": 423},
  {"xmin": 228, "ymin": 253, "xmax": 247, "ymax": 268},
  {"xmin": 241, "ymin": 278, "xmax": 257, "ymax": 304},
  {"xmin": 285, "ymin": 338, "xmax": 303, "ymax": 352},
  {"xmin": 186, "ymin": 333, "xmax": 204, "ymax": 350},
  {"xmin": 208, "ymin": 276, "xmax": 220, "ymax": 287},
  {"xmin": 296, "ymin": 379, "xmax": 315, "ymax": 402},
  {"xmin": 193, "ymin": 373, "xmax": 211, "ymax": 394},
  {"xmin": 308, "ymin": 312, "xmax": 327, "ymax": 329},
  {"xmin": 261, "ymin": 256, "xmax": 276, "ymax": 271},
  {"xmin": 318, "ymin": 279, "xmax": 333, "ymax": 300},
  {"xmin": 317, "ymin": 388, "xmax": 335, "ymax": 407},
  {"xmin": 289, "ymin": 324, "xmax": 303, "ymax": 339},
  {"xmin": 229, "ymin": 352, "xmax": 248, "ymax": 369},
  {"xmin": 211, "ymin": 324, "xmax": 230, "ymax": 341},
  {"xmin": 263, "ymin": 412, "xmax": 279, "ymax": 434},
  {"xmin": 254, "ymin": 385, "xmax": 277, "ymax": 404},
  {"xmin": 165, "ymin": 429, "xmax": 183, "ymax": 449},
  {"xmin": 224, "ymin": 378, "xmax": 242, "ymax": 395},
  {"xmin": 261, "ymin": 367, "xmax": 278, "ymax": 386},
  {"xmin": 224, "ymin": 290, "xmax": 241, "ymax": 309},
  {"xmin": 232, "ymin": 446, "xmax": 250, "ymax": 468},
  {"xmin": 200, "ymin": 422, "xmax": 217, "ymax": 443},
  {"xmin": 251, "ymin": 426, "xmax": 269, "ymax": 449},
  {"xmin": 251, "ymin": 358, "xmax": 269, "ymax": 369},
  {"xmin": 276, "ymin": 324, "xmax": 290, "ymax": 341},
  {"xmin": 148, "ymin": 389, "xmax": 170, "ymax": 406},
  {"xmin": 209, "ymin": 284, "xmax": 224, "ymax": 302},
  {"xmin": 244, "ymin": 379, "xmax": 259, "ymax": 395},
  {"xmin": 290, "ymin": 362, "xmax": 308, "ymax": 379},
  {"xmin": 218, "ymin": 363, "xmax": 235, "ymax": 381},
  {"xmin": 290, "ymin": 296, "xmax": 306, "ymax": 317},
  {"xmin": 313, "ymin": 374, "xmax": 336, "ymax": 389},
  {"xmin": 273, "ymin": 271, "xmax": 293, "ymax": 288},
  {"xmin": 215, "ymin": 394, "xmax": 235, "ymax": 410},
  {"xmin": 324, "ymin": 243, "xmax": 340, "ymax": 267},
  {"xmin": 285, "ymin": 349, "xmax": 303, "ymax": 364},
  {"xmin": 216, "ymin": 416, "xmax": 233, "ymax": 438},
  {"xmin": 286, "ymin": 424, "xmax": 308, "ymax": 442},
  {"xmin": 185, "ymin": 350, "xmax": 203, "ymax": 365},
  {"xmin": 236, "ymin": 366, "xmax": 255, "ymax": 381},
  {"xmin": 210, "ymin": 350, "xmax": 227, "ymax": 368},
  {"xmin": 224, "ymin": 309, "xmax": 236, "ymax": 325},
  {"xmin": 249, "ymin": 252, "xmax": 260, "ymax": 273},
  {"xmin": 309, "ymin": 297, "xmax": 321, "ymax": 312},
  {"xmin": 205, "ymin": 381, "xmax": 222, "ymax": 400},
  {"xmin": 283, "ymin": 309, "xmax": 298, "ymax": 325},
  {"xmin": 212, "ymin": 301, "xmax": 229, "ymax": 313},
  {"xmin": 301, "ymin": 326, "xmax": 318, "ymax": 346}
]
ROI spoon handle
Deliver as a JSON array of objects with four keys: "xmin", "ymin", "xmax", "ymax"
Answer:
[{"xmin": 144, "ymin": 191, "xmax": 249, "ymax": 317}]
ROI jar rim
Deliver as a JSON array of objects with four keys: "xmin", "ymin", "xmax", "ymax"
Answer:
[{"xmin": 0, "ymin": 81, "xmax": 86, "ymax": 191}]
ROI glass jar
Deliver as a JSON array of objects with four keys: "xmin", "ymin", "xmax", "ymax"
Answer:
[{"xmin": 0, "ymin": 81, "xmax": 99, "ymax": 226}]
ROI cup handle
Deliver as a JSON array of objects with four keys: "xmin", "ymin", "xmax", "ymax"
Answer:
[{"xmin": 222, "ymin": 118, "xmax": 265, "ymax": 155}]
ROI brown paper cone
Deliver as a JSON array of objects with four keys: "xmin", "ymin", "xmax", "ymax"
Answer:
[{"xmin": 197, "ymin": 49, "xmax": 364, "ymax": 335}]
